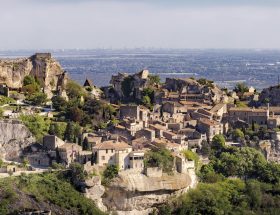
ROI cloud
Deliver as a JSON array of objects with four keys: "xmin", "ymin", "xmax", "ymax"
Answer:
[{"xmin": 0, "ymin": 0, "xmax": 280, "ymax": 49}]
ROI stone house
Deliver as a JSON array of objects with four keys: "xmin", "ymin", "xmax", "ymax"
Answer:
[
  {"xmin": 149, "ymin": 123, "xmax": 167, "ymax": 138},
  {"xmin": 135, "ymin": 128, "xmax": 156, "ymax": 141},
  {"xmin": 120, "ymin": 105, "xmax": 139, "ymax": 120},
  {"xmin": 0, "ymin": 165, "xmax": 18, "ymax": 173},
  {"xmin": 175, "ymin": 154, "xmax": 195, "ymax": 174},
  {"xmin": 57, "ymin": 143, "xmax": 83, "ymax": 166},
  {"xmin": 132, "ymin": 137, "xmax": 151, "ymax": 150},
  {"xmin": 162, "ymin": 130, "xmax": 178, "ymax": 141},
  {"xmin": 167, "ymin": 123, "xmax": 183, "ymax": 132},
  {"xmin": 197, "ymin": 118, "xmax": 223, "ymax": 141},
  {"xmin": 268, "ymin": 116, "xmax": 280, "ymax": 129},
  {"xmin": 129, "ymin": 151, "xmax": 145, "ymax": 171},
  {"xmin": 93, "ymin": 140, "xmax": 132, "ymax": 170},
  {"xmin": 83, "ymin": 133, "xmax": 102, "ymax": 149},
  {"xmin": 27, "ymin": 152, "xmax": 51, "ymax": 167},
  {"xmin": 210, "ymin": 103, "xmax": 227, "ymax": 118},
  {"xmin": 77, "ymin": 151, "xmax": 93, "ymax": 165},
  {"xmin": 43, "ymin": 135, "xmax": 65, "ymax": 151},
  {"xmin": 120, "ymin": 105, "xmax": 149, "ymax": 127},
  {"xmin": 153, "ymin": 138, "xmax": 185, "ymax": 152},
  {"xmin": 228, "ymin": 107, "xmax": 269, "ymax": 126},
  {"xmin": 162, "ymin": 101, "xmax": 183, "ymax": 114}
]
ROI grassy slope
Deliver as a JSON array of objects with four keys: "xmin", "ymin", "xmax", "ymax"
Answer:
[{"xmin": 0, "ymin": 172, "xmax": 106, "ymax": 215}]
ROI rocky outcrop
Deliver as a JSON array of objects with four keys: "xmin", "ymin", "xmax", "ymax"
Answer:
[
  {"xmin": 102, "ymin": 170, "xmax": 193, "ymax": 214},
  {"xmin": 0, "ymin": 53, "xmax": 68, "ymax": 98},
  {"xmin": 164, "ymin": 77, "xmax": 223, "ymax": 104},
  {"xmin": 106, "ymin": 70, "xmax": 150, "ymax": 102},
  {"xmin": 259, "ymin": 85, "xmax": 280, "ymax": 105},
  {"xmin": 83, "ymin": 176, "xmax": 107, "ymax": 212},
  {"xmin": 0, "ymin": 120, "xmax": 35, "ymax": 161}
]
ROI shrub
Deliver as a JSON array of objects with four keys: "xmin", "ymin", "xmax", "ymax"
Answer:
[
  {"xmin": 102, "ymin": 165, "xmax": 119, "ymax": 185},
  {"xmin": 144, "ymin": 148, "xmax": 174, "ymax": 173},
  {"xmin": 20, "ymin": 114, "xmax": 50, "ymax": 142}
]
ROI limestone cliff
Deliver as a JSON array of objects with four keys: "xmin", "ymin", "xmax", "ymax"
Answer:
[
  {"xmin": 102, "ymin": 171, "xmax": 193, "ymax": 214},
  {"xmin": 0, "ymin": 120, "xmax": 35, "ymax": 161},
  {"xmin": 107, "ymin": 70, "xmax": 150, "ymax": 103},
  {"xmin": 0, "ymin": 53, "xmax": 68, "ymax": 98},
  {"xmin": 164, "ymin": 77, "xmax": 223, "ymax": 104},
  {"xmin": 259, "ymin": 85, "xmax": 280, "ymax": 106}
]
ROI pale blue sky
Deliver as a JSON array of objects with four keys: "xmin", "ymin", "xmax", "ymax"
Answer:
[{"xmin": 1, "ymin": 0, "xmax": 280, "ymax": 49}]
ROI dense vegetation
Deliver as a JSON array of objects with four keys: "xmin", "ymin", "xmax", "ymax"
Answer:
[
  {"xmin": 20, "ymin": 114, "xmax": 50, "ymax": 142},
  {"xmin": 156, "ymin": 134, "xmax": 280, "ymax": 214},
  {"xmin": 23, "ymin": 75, "xmax": 47, "ymax": 106},
  {"xmin": 0, "ymin": 172, "xmax": 105, "ymax": 215},
  {"xmin": 0, "ymin": 95, "xmax": 15, "ymax": 106},
  {"xmin": 172, "ymin": 179, "xmax": 280, "ymax": 215},
  {"xmin": 52, "ymin": 80, "xmax": 117, "ymax": 131},
  {"xmin": 144, "ymin": 148, "xmax": 174, "ymax": 173},
  {"xmin": 102, "ymin": 165, "xmax": 119, "ymax": 185}
]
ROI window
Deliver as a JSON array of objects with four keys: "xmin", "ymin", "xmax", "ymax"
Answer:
[
  {"xmin": 106, "ymin": 149, "xmax": 108, "ymax": 154},
  {"xmin": 102, "ymin": 156, "xmax": 105, "ymax": 160},
  {"xmin": 111, "ymin": 149, "xmax": 114, "ymax": 153}
]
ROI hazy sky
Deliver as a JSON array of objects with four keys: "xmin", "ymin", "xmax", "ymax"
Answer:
[{"xmin": 1, "ymin": 0, "xmax": 280, "ymax": 49}]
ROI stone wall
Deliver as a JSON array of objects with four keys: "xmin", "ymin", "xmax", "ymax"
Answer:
[{"xmin": 144, "ymin": 167, "xmax": 162, "ymax": 177}]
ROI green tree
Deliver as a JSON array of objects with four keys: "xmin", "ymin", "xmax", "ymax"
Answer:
[
  {"xmin": 69, "ymin": 162, "xmax": 87, "ymax": 184},
  {"xmin": 0, "ymin": 108, "xmax": 3, "ymax": 119},
  {"xmin": 246, "ymin": 180, "xmax": 262, "ymax": 209},
  {"xmin": 234, "ymin": 82, "xmax": 249, "ymax": 94},
  {"xmin": 82, "ymin": 137, "xmax": 91, "ymax": 151},
  {"xmin": 232, "ymin": 128, "xmax": 245, "ymax": 141},
  {"xmin": 23, "ymin": 75, "xmax": 39, "ymax": 86},
  {"xmin": 49, "ymin": 122, "xmax": 67, "ymax": 139},
  {"xmin": 66, "ymin": 107, "xmax": 84, "ymax": 123},
  {"xmin": 142, "ymin": 95, "xmax": 152, "ymax": 109},
  {"xmin": 27, "ymin": 92, "xmax": 47, "ymax": 106},
  {"xmin": 52, "ymin": 96, "xmax": 68, "ymax": 111},
  {"xmin": 200, "ymin": 140, "xmax": 211, "ymax": 156},
  {"xmin": 66, "ymin": 80, "xmax": 85, "ymax": 100},
  {"xmin": 22, "ymin": 158, "xmax": 29, "ymax": 168},
  {"xmin": 102, "ymin": 165, "xmax": 119, "ymax": 185},
  {"xmin": 22, "ymin": 75, "xmax": 41, "ymax": 95},
  {"xmin": 64, "ymin": 122, "xmax": 81, "ymax": 142},
  {"xmin": 211, "ymin": 134, "xmax": 226, "ymax": 151},
  {"xmin": 20, "ymin": 114, "xmax": 50, "ymax": 142},
  {"xmin": 182, "ymin": 150, "xmax": 199, "ymax": 168},
  {"xmin": 0, "ymin": 158, "xmax": 3, "ymax": 167},
  {"xmin": 144, "ymin": 148, "xmax": 174, "ymax": 173},
  {"xmin": 148, "ymin": 74, "xmax": 161, "ymax": 85}
]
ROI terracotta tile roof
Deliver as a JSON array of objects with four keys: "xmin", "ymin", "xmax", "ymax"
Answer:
[
  {"xmin": 210, "ymin": 103, "xmax": 226, "ymax": 113},
  {"xmin": 198, "ymin": 118, "xmax": 220, "ymax": 126},
  {"xmin": 229, "ymin": 107, "xmax": 267, "ymax": 113},
  {"xmin": 93, "ymin": 140, "xmax": 132, "ymax": 150}
]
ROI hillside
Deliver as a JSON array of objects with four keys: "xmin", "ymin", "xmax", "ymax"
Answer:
[{"xmin": 0, "ymin": 172, "xmax": 106, "ymax": 215}]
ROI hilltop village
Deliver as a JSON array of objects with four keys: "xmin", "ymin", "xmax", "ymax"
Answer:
[{"xmin": 1, "ymin": 53, "xmax": 280, "ymax": 214}]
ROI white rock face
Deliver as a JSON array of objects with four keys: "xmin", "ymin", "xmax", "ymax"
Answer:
[
  {"xmin": 102, "ymin": 171, "xmax": 195, "ymax": 214},
  {"xmin": 84, "ymin": 176, "xmax": 107, "ymax": 212},
  {"xmin": 0, "ymin": 120, "xmax": 35, "ymax": 161},
  {"xmin": 0, "ymin": 53, "xmax": 68, "ymax": 98}
]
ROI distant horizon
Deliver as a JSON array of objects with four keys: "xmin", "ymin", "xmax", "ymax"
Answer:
[
  {"xmin": 2, "ymin": 48, "xmax": 280, "ymax": 52},
  {"xmin": 1, "ymin": 0, "xmax": 280, "ymax": 50}
]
